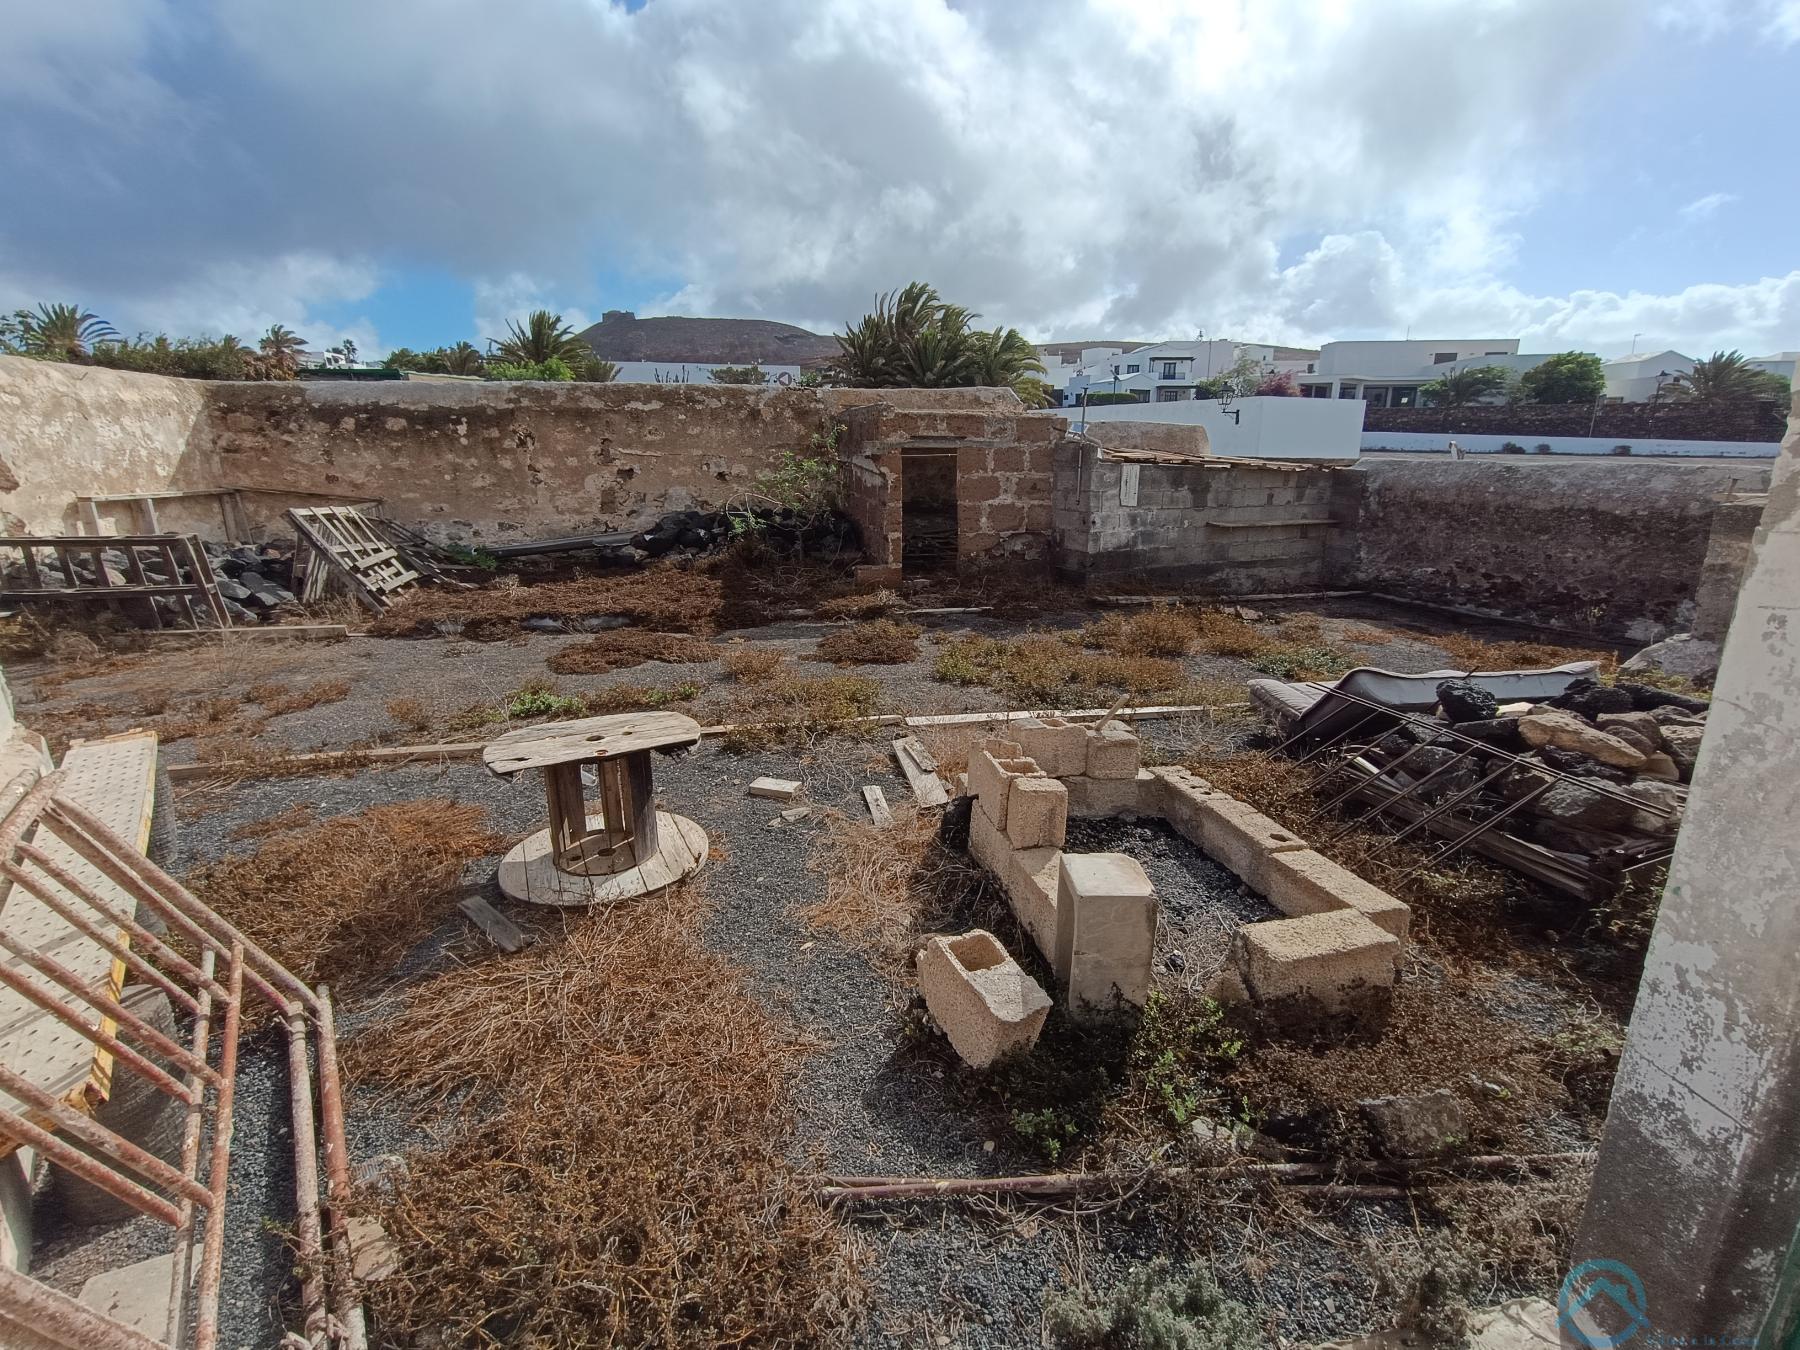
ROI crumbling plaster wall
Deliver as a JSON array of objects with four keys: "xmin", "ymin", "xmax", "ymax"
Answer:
[
  {"xmin": 1339, "ymin": 457, "xmax": 1773, "ymax": 637},
  {"xmin": 0, "ymin": 356, "xmax": 222, "ymax": 537},
  {"xmin": 1053, "ymin": 438, "xmax": 1336, "ymax": 590}
]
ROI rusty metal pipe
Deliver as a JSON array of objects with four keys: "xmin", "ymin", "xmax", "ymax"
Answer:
[
  {"xmin": 0, "ymin": 1060, "xmax": 211, "ymax": 1209},
  {"xmin": 0, "ymin": 772, "xmax": 60, "ymax": 858},
  {"xmin": 0, "ymin": 1262, "xmax": 167, "ymax": 1350},
  {"xmin": 315, "ymin": 987, "xmax": 368, "ymax": 1350},
  {"xmin": 8, "ymin": 849, "xmax": 215, "ymax": 1007},
  {"xmin": 0, "ymin": 1103, "xmax": 181, "ymax": 1225},
  {"xmin": 0, "ymin": 956, "xmax": 193, "ymax": 1103},
  {"xmin": 192, "ymin": 947, "xmax": 243, "ymax": 1350},
  {"xmin": 0, "ymin": 926, "xmax": 216, "ymax": 1083},
  {"xmin": 285, "ymin": 1010, "xmax": 330, "ymax": 1350},
  {"xmin": 166, "ymin": 948, "xmax": 217, "ymax": 1346},
  {"xmin": 47, "ymin": 799, "xmax": 315, "ymax": 1011}
]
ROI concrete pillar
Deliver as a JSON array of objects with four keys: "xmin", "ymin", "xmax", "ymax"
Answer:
[{"xmin": 1569, "ymin": 397, "xmax": 1800, "ymax": 1346}]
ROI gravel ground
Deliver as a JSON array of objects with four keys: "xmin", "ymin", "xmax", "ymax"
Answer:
[{"xmin": 12, "ymin": 599, "xmax": 1617, "ymax": 1347}]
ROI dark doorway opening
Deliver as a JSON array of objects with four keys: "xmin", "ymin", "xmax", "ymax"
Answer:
[{"xmin": 901, "ymin": 446, "xmax": 958, "ymax": 574}]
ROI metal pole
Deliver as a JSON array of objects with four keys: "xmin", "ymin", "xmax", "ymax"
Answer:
[
  {"xmin": 314, "ymin": 987, "xmax": 368, "ymax": 1350},
  {"xmin": 192, "ymin": 947, "xmax": 243, "ymax": 1350},
  {"xmin": 286, "ymin": 1011, "xmax": 330, "ymax": 1349},
  {"xmin": 166, "ymin": 949, "xmax": 216, "ymax": 1346}
]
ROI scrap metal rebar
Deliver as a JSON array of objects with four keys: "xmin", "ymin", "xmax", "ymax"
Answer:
[
  {"xmin": 166, "ymin": 948, "xmax": 217, "ymax": 1347},
  {"xmin": 0, "ymin": 1101, "xmax": 182, "ymax": 1225},
  {"xmin": 1359, "ymin": 756, "xmax": 1526, "ymax": 861},
  {"xmin": 286, "ymin": 1010, "xmax": 330, "ymax": 1350},
  {"xmin": 0, "ymin": 955, "xmax": 194, "ymax": 1103},
  {"xmin": 315, "ymin": 986, "xmax": 369, "ymax": 1350},
  {"xmin": 1388, "ymin": 781, "xmax": 1554, "ymax": 890},
  {"xmin": 192, "ymin": 947, "xmax": 244, "ymax": 1350}
]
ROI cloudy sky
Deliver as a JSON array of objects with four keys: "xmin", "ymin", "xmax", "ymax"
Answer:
[{"xmin": 2, "ymin": 0, "xmax": 1795, "ymax": 359}]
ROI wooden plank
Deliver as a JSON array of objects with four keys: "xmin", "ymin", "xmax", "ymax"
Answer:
[
  {"xmin": 891, "ymin": 737, "xmax": 950, "ymax": 807},
  {"xmin": 483, "ymin": 711, "xmax": 703, "ymax": 776},
  {"xmin": 861, "ymin": 786, "xmax": 894, "ymax": 827},
  {"xmin": 457, "ymin": 894, "xmax": 534, "ymax": 953}
]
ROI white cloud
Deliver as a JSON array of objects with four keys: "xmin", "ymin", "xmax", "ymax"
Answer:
[
  {"xmin": 1657, "ymin": 0, "xmax": 1800, "ymax": 44},
  {"xmin": 1679, "ymin": 192, "xmax": 1739, "ymax": 222},
  {"xmin": 0, "ymin": 0, "xmax": 1784, "ymax": 359}
]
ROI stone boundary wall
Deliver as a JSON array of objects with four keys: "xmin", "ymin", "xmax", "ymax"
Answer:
[
  {"xmin": 1053, "ymin": 438, "xmax": 1338, "ymax": 590},
  {"xmin": 1364, "ymin": 400, "xmax": 1787, "ymax": 443},
  {"xmin": 1339, "ymin": 457, "xmax": 1772, "ymax": 638}
]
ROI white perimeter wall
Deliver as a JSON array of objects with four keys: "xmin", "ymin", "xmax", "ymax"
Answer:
[
  {"xmin": 1070, "ymin": 396, "xmax": 1362, "ymax": 461},
  {"xmin": 1362, "ymin": 430, "xmax": 1778, "ymax": 458}
]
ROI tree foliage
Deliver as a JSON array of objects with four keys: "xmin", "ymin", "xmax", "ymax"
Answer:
[
  {"xmin": 4, "ymin": 303, "xmax": 118, "ymax": 359},
  {"xmin": 1664, "ymin": 349, "xmax": 1789, "ymax": 404},
  {"xmin": 1254, "ymin": 370, "xmax": 1298, "ymax": 397},
  {"xmin": 487, "ymin": 357, "xmax": 575, "ymax": 382},
  {"xmin": 496, "ymin": 309, "xmax": 592, "ymax": 366},
  {"xmin": 1193, "ymin": 354, "xmax": 1263, "ymax": 403},
  {"xmin": 1420, "ymin": 365, "xmax": 1510, "ymax": 407},
  {"xmin": 1518, "ymin": 351, "xmax": 1605, "ymax": 404},
  {"xmin": 832, "ymin": 282, "xmax": 1045, "ymax": 402},
  {"xmin": 709, "ymin": 363, "xmax": 770, "ymax": 385}
]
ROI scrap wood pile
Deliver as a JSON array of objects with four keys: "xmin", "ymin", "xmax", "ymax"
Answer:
[{"xmin": 1334, "ymin": 676, "xmax": 1708, "ymax": 901}]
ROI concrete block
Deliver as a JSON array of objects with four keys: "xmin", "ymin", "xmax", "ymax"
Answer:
[
  {"xmin": 1148, "ymin": 765, "xmax": 1222, "ymax": 843},
  {"xmin": 967, "ymin": 750, "xmax": 1042, "ymax": 831},
  {"xmin": 79, "ymin": 1244, "xmax": 194, "ymax": 1338},
  {"xmin": 1235, "ymin": 910, "xmax": 1399, "ymax": 1015},
  {"xmin": 917, "ymin": 930, "xmax": 1052, "ymax": 1069},
  {"xmin": 1191, "ymin": 795, "xmax": 1308, "ymax": 892},
  {"xmin": 1064, "ymin": 769, "xmax": 1154, "ymax": 818},
  {"xmin": 1085, "ymin": 721, "xmax": 1142, "ymax": 779},
  {"xmin": 1055, "ymin": 852, "xmax": 1157, "ymax": 1018},
  {"xmin": 969, "ymin": 797, "xmax": 1010, "ymax": 875},
  {"xmin": 1005, "ymin": 776, "xmax": 1068, "ymax": 850},
  {"xmin": 1013, "ymin": 717, "xmax": 1089, "ymax": 778},
  {"xmin": 748, "ymin": 777, "xmax": 803, "ymax": 802},
  {"xmin": 1260, "ymin": 848, "xmax": 1412, "ymax": 946},
  {"xmin": 1003, "ymin": 845, "xmax": 1062, "ymax": 959}
]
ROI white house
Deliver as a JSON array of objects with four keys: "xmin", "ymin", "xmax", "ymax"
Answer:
[
  {"xmin": 1600, "ymin": 351, "xmax": 1694, "ymax": 403},
  {"xmin": 1069, "ymin": 394, "xmax": 1363, "ymax": 461},
  {"xmin": 1296, "ymin": 339, "xmax": 1522, "ymax": 407},
  {"xmin": 1747, "ymin": 352, "xmax": 1798, "ymax": 385},
  {"xmin": 1058, "ymin": 338, "xmax": 1318, "ymax": 406}
]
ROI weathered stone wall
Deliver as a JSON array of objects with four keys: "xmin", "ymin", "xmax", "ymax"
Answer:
[
  {"xmin": 1339, "ymin": 457, "xmax": 1773, "ymax": 636},
  {"xmin": 1048, "ymin": 417, "xmax": 1210, "ymax": 458},
  {"xmin": 1054, "ymin": 440, "xmax": 1336, "ymax": 590},
  {"xmin": 1364, "ymin": 399, "xmax": 1787, "ymax": 443},
  {"xmin": 208, "ymin": 378, "xmax": 848, "ymax": 543},
  {"xmin": 0, "ymin": 356, "xmax": 222, "ymax": 537}
]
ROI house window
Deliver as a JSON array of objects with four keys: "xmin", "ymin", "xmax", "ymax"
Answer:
[
  {"xmin": 1160, "ymin": 361, "xmax": 1179, "ymax": 379},
  {"xmin": 1155, "ymin": 387, "xmax": 1185, "ymax": 402},
  {"xmin": 1306, "ymin": 362, "xmax": 1316, "ymax": 373},
  {"xmin": 1338, "ymin": 384, "xmax": 1360, "ymax": 399},
  {"xmin": 1432, "ymin": 352, "xmax": 1458, "ymax": 364},
  {"xmin": 1125, "ymin": 363, "xmax": 1140, "ymax": 374},
  {"xmin": 1485, "ymin": 350, "xmax": 1507, "ymax": 356},
  {"xmin": 1391, "ymin": 386, "xmax": 1419, "ymax": 408}
]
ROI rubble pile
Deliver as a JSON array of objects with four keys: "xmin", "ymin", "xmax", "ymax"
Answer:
[
  {"xmin": 205, "ymin": 541, "xmax": 300, "ymax": 622},
  {"xmin": 1367, "ymin": 676, "xmax": 1709, "ymax": 870},
  {"xmin": 1, "ymin": 539, "xmax": 302, "ymax": 626}
]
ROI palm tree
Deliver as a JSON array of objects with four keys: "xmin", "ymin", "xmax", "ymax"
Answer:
[
  {"xmin": 966, "ymin": 326, "xmax": 1047, "ymax": 394},
  {"xmin": 496, "ymin": 310, "xmax": 592, "ymax": 366},
  {"xmin": 258, "ymin": 324, "xmax": 308, "ymax": 374},
  {"xmin": 832, "ymin": 283, "xmax": 1042, "ymax": 399},
  {"xmin": 441, "ymin": 340, "xmax": 485, "ymax": 376},
  {"xmin": 1664, "ymin": 350, "xmax": 1790, "ymax": 404},
  {"xmin": 17, "ymin": 303, "xmax": 117, "ymax": 359},
  {"xmin": 1420, "ymin": 365, "xmax": 1509, "ymax": 408},
  {"xmin": 572, "ymin": 354, "xmax": 619, "ymax": 382}
]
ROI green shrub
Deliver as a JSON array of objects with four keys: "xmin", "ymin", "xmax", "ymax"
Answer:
[
  {"xmin": 1011, "ymin": 1106, "xmax": 1082, "ymax": 1163},
  {"xmin": 506, "ymin": 688, "xmax": 586, "ymax": 718},
  {"xmin": 488, "ymin": 357, "xmax": 574, "ymax": 382},
  {"xmin": 1085, "ymin": 390, "xmax": 1144, "ymax": 406},
  {"xmin": 1046, "ymin": 1260, "xmax": 1257, "ymax": 1350}
]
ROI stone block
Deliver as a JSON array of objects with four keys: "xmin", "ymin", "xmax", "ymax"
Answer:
[
  {"xmin": 1085, "ymin": 720, "xmax": 1142, "ymax": 779},
  {"xmin": 1260, "ymin": 848, "xmax": 1411, "ymax": 946},
  {"xmin": 917, "ymin": 930, "xmax": 1052, "ymax": 1069},
  {"xmin": 1005, "ymin": 775, "xmax": 1068, "ymax": 850},
  {"xmin": 967, "ymin": 750, "xmax": 1041, "ymax": 831},
  {"xmin": 1064, "ymin": 769, "xmax": 1154, "ymax": 818},
  {"xmin": 747, "ymin": 777, "xmax": 803, "ymax": 802},
  {"xmin": 1012, "ymin": 716, "xmax": 1089, "ymax": 778},
  {"xmin": 968, "ymin": 796, "xmax": 1011, "ymax": 874},
  {"xmin": 1055, "ymin": 852, "xmax": 1157, "ymax": 1018},
  {"xmin": 1003, "ymin": 845, "xmax": 1062, "ymax": 959},
  {"xmin": 1235, "ymin": 910, "xmax": 1399, "ymax": 1015},
  {"xmin": 1191, "ymin": 795, "xmax": 1309, "ymax": 893}
]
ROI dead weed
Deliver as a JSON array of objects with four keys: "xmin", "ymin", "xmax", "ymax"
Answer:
[
  {"xmin": 721, "ymin": 647, "xmax": 785, "ymax": 683},
  {"xmin": 247, "ymin": 678, "xmax": 351, "ymax": 716},
  {"xmin": 349, "ymin": 883, "xmax": 866, "ymax": 1346},
  {"xmin": 1431, "ymin": 630, "xmax": 1613, "ymax": 675},
  {"xmin": 1081, "ymin": 605, "xmax": 1201, "ymax": 657},
  {"xmin": 545, "ymin": 629, "xmax": 720, "ymax": 675},
  {"xmin": 705, "ymin": 674, "xmax": 884, "ymax": 752},
  {"xmin": 814, "ymin": 619, "xmax": 921, "ymax": 665},
  {"xmin": 934, "ymin": 632, "xmax": 1187, "ymax": 706},
  {"xmin": 372, "ymin": 562, "xmax": 725, "ymax": 637}
]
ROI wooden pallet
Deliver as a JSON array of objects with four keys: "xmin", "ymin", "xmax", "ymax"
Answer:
[
  {"xmin": 288, "ymin": 506, "xmax": 422, "ymax": 611},
  {"xmin": 0, "ymin": 534, "xmax": 231, "ymax": 631}
]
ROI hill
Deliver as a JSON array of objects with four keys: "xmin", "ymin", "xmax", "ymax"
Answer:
[{"xmin": 577, "ymin": 311, "xmax": 840, "ymax": 366}]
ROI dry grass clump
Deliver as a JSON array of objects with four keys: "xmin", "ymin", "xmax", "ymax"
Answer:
[
  {"xmin": 706, "ymin": 674, "xmax": 883, "ymax": 752},
  {"xmin": 1432, "ymin": 630, "xmax": 1612, "ymax": 675},
  {"xmin": 385, "ymin": 696, "xmax": 433, "ymax": 734},
  {"xmin": 226, "ymin": 803, "xmax": 316, "ymax": 842},
  {"xmin": 934, "ymin": 633, "xmax": 1186, "ymax": 706},
  {"xmin": 1338, "ymin": 623, "xmax": 1409, "ymax": 647},
  {"xmin": 247, "ymin": 677, "xmax": 351, "ymax": 716},
  {"xmin": 372, "ymin": 562, "xmax": 725, "ymax": 637},
  {"xmin": 1191, "ymin": 609, "xmax": 1267, "ymax": 658},
  {"xmin": 350, "ymin": 884, "xmax": 866, "ymax": 1346},
  {"xmin": 189, "ymin": 800, "xmax": 503, "ymax": 995},
  {"xmin": 581, "ymin": 681, "xmax": 702, "ymax": 715},
  {"xmin": 722, "ymin": 647, "xmax": 785, "ymax": 683},
  {"xmin": 801, "ymin": 808, "xmax": 941, "ymax": 973},
  {"xmin": 816, "ymin": 588, "xmax": 900, "ymax": 620},
  {"xmin": 1081, "ymin": 605, "xmax": 1202, "ymax": 657},
  {"xmin": 814, "ymin": 618, "xmax": 922, "ymax": 666},
  {"xmin": 545, "ymin": 629, "xmax": 719, "ymax": 675}
]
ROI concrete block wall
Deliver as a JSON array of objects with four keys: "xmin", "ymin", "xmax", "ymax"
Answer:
[{"xmin": 1053, "ymin": 439, "xmax": 1339, "ymax": 590}]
